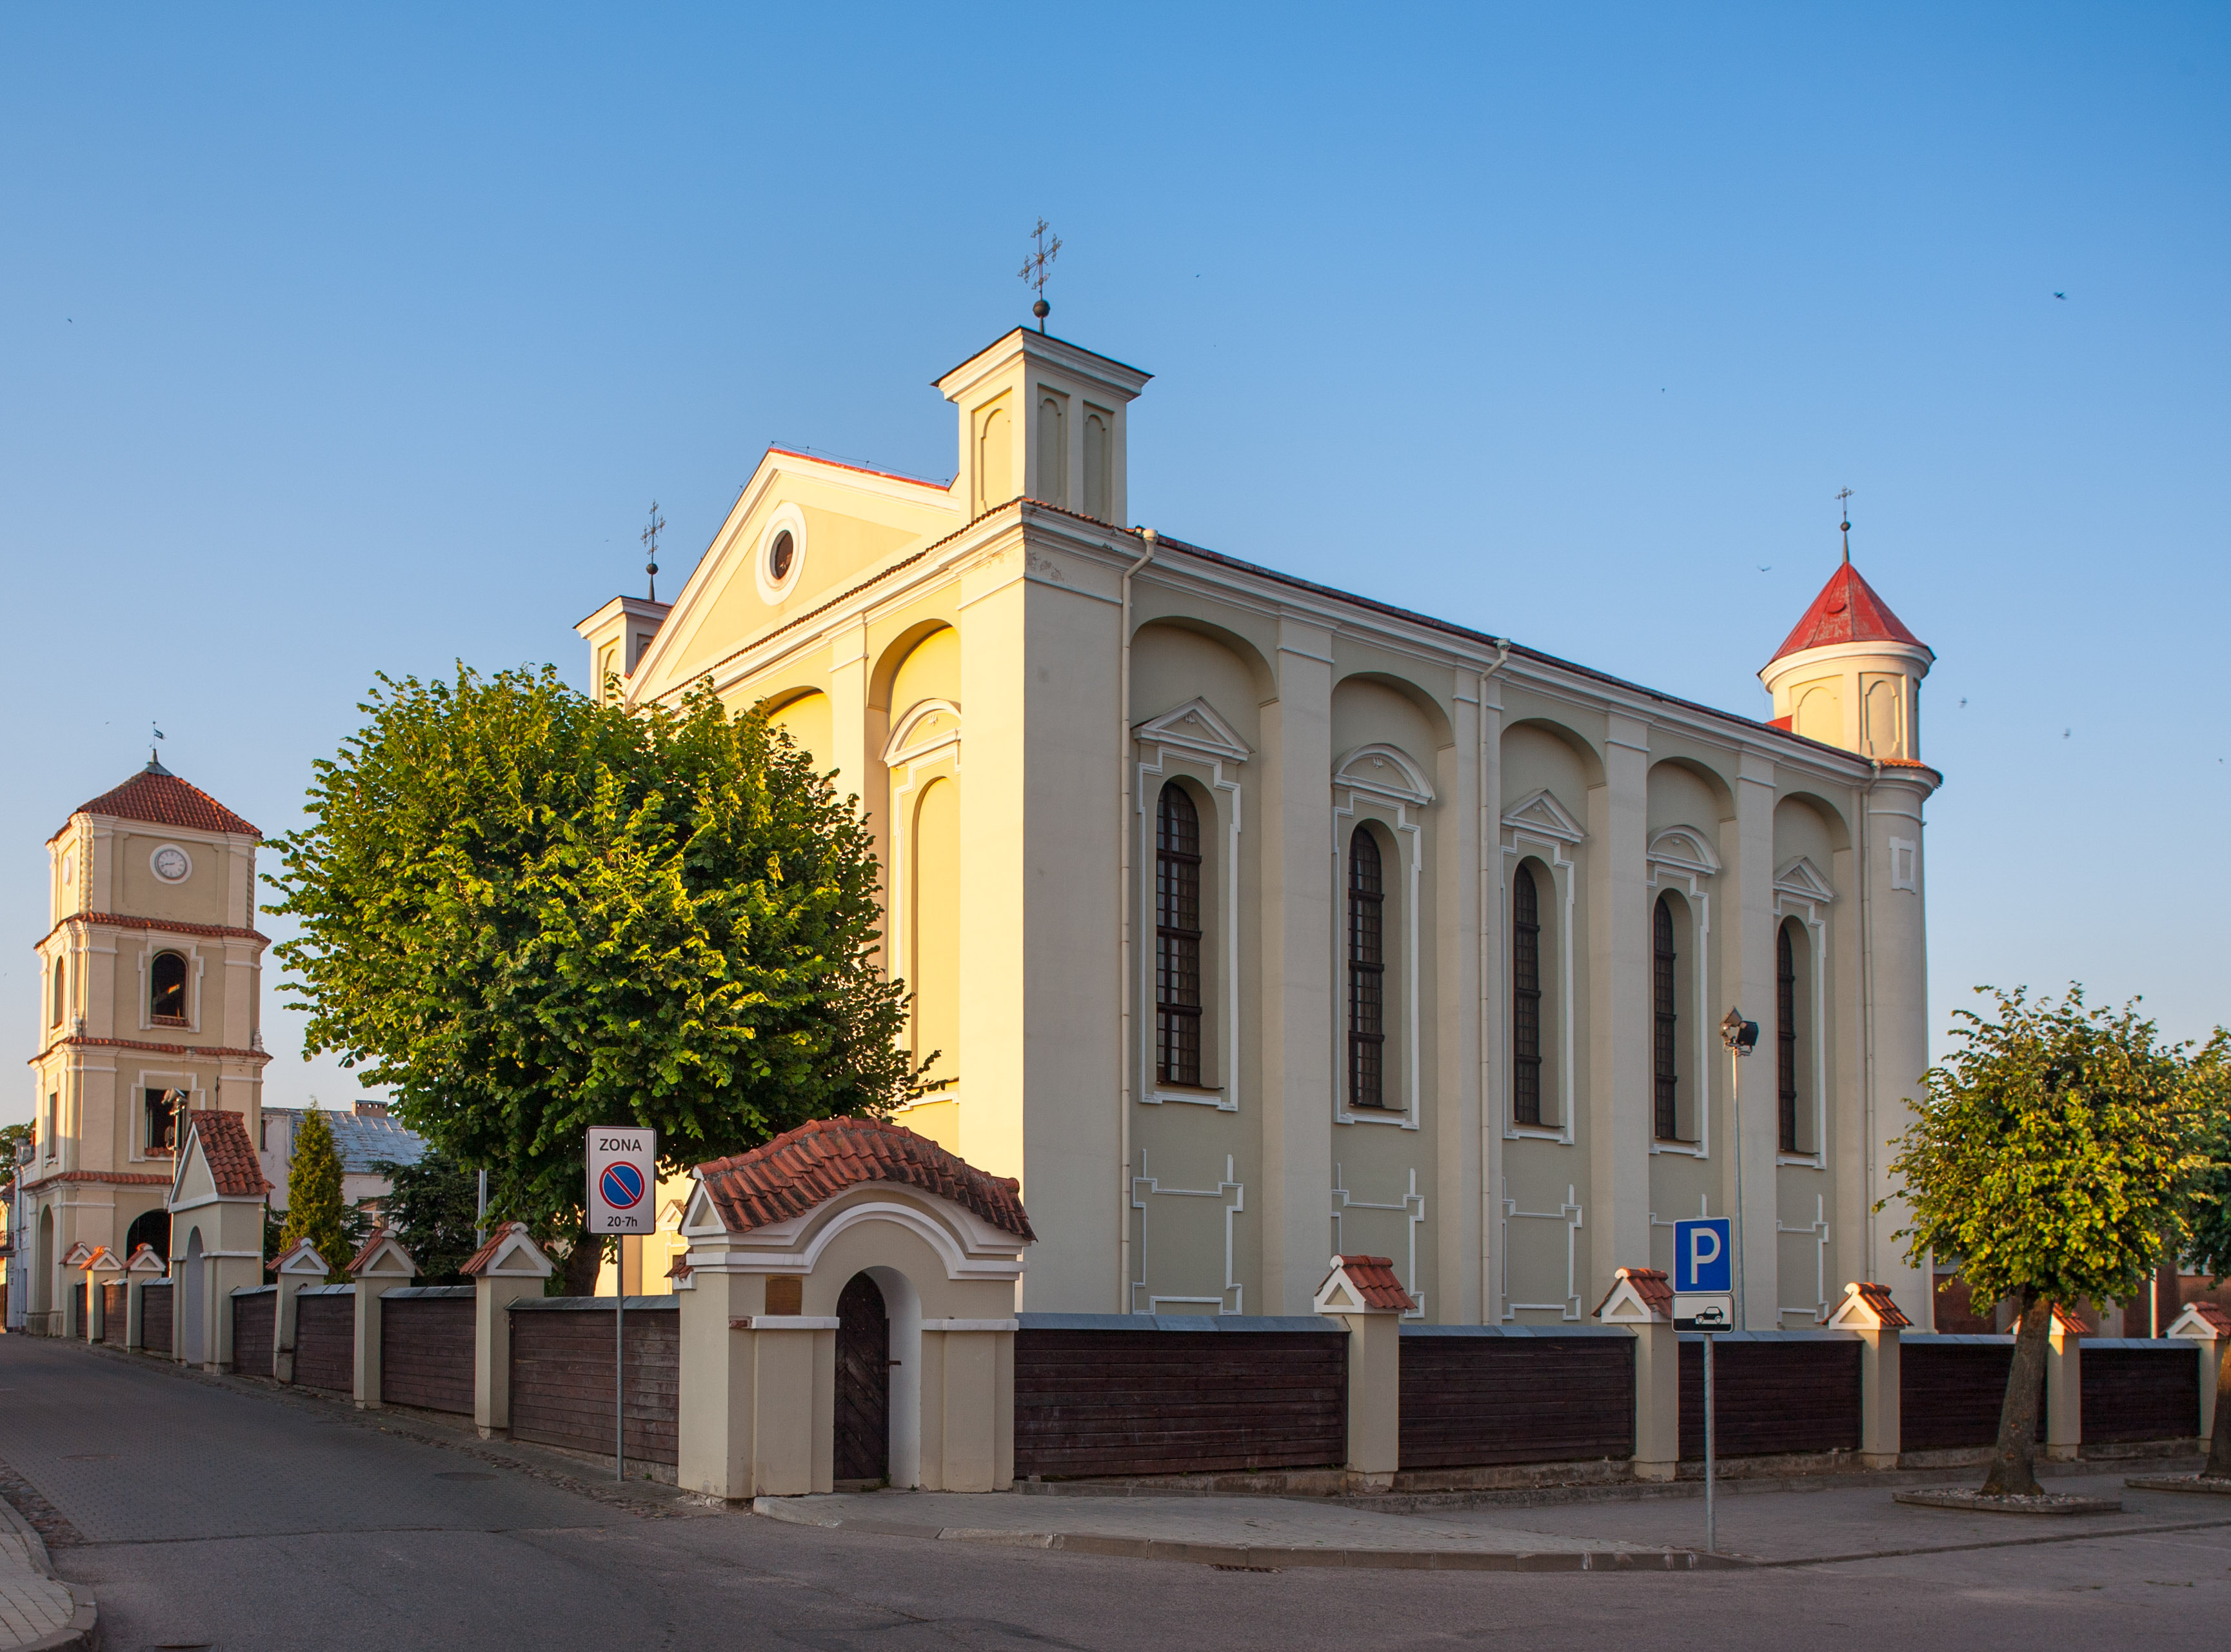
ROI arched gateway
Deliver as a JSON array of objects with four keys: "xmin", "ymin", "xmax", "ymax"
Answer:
[{"xmin": 676, "ymin": 1117, "xmax": 1033, "ymax": 1498}]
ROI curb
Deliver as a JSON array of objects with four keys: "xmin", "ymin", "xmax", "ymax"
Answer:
[
  {"xmin": 749, "ymin": 1497, "xmax": 1747, "ymax": 1571},
  {"xmin": 0, "ymin": 1474, "xmax": 97, "ymax": 1651},
  {"xmin": 13, "ymin": 1595, "xmax": 97, "ymax": 1652}
]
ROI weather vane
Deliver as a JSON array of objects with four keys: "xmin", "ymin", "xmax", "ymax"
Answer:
[
  {"xmin": 1018, "ymin": 217, "xmax": 1060, "ymax": 333},
  {"xmin": 1835, "ymin": 488, "xmax": 1854, "ymax": 563},
  {"xmin": 642, "ymin": 501, "xmax": 664, "ymax": 602}
]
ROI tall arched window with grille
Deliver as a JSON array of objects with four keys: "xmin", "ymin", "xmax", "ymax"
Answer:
[
  {"xmin": 1154, "ymin": 783, "xmax": 1203, "ymax": 1086},
  {"xmin": 1777, "ymin": 921, "xmax": 1801, "ymax": 1153},
  {"xmin": 1348, "ymin": 826, "xmax": 1387, "ymax": 1109},
  {"xmin": 150, "ymin": 951, "xmax": 188, "ymax": 1024},
  {"xmin": 1512, "ymin": 864, "xmax": 1543, "ymax": 1125},
  {"xmin": 1652, "ymin": 895, "xmax": 1679, "ymax": 1139},
  {"xmin": 50, "ymin": 954, "xmax": 66, "ymax": 1028}
]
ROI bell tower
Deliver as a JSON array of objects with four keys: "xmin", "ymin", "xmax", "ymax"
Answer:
[{"xmin": 934, "ymin": 330, "xmax": 1151, "ymax": 526}]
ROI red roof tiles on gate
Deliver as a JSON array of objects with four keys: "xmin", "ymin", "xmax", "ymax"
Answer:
[
  {"xmin": 695, "ymin": 1116, "xmax": 1034, "ymax": 1240},
  {"xmin": 1768, "ymin": 562, "xmax": 1930, "ymax": 665},
  {"xmin": 1325, "ymin": 1255, "xmax": 1417, "ymax": 1312},
  {"xmin": 1850, "ymin": 1281, "xmax": 1913, "ymax": 1328},
  {"xmin": 186, "ymin": 1109, "xmax": 271, "ymax": 1197},
  {"xmin": 1594, "ymin": 1266, "xmax": 1676, "ymax": 1321},
  {"xmin": 63, "ymin": 761, "xmax": 259, "ymax": 841}
]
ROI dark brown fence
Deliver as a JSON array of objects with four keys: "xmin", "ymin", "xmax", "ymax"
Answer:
[
  {"xmin": 1398, "ymin": 1326, "xmax": 1633, "ymax": 1469},
  {"xmin": 1899, "ymin": 1335, "xmax": 2041, "ymax": 1451},
  {"xmin": 73, "ymin": 1284, "xmax": 86, "ymax": 1333},
  {"xmin": 381, "ymin": 1287, "xmax": 475, "ymax": 1415},
  {"xmin": 102, "ymin": 1284, "xmax": 128, "ymax": 1347},
  {"xmin": 140, "ymin": 1280, "xmax": 172, "ymax": 1356},
  {"xmin": 294, "ymin": 1287, "xmax": 355, "ymax": 1392},
  {"xmin": 2081, "ymin": 1340, "xmax": 2199, "ymax": 1444},
  {"xmin": 508, "ymin": 1299, "xmax": 679, "ymax": 1466},
  {"xmin": 1678, "ymin": 1333, "xmax": 1863, "ymax": 1459},
  {"xmin": 231, "ymin": 1287, "xmax": 275, "ymax": 1378},
  {"xmin": 1013, "ymin": 1314, "xmax": 1346, "ymax": 1479}
]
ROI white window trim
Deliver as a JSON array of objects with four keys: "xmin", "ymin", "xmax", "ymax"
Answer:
[
  {"xmin": 752, "ymin": 501, "xmax": 809, "ymax": 604},
  {"xmin": 1331, "ymin": 744, "xmax": 1433, "ymax": 1130},
  {"xmin": 136, "ymin": 937, "xmax": 206, "ymax": 1035},
  {"xmin": 1772, "ymin": 856, "xmax": 1835, "ymax": 1171},
  {"xmin": 882, "ymin": 700, "xmax": 962, "ymax": 1106},
  {"xmin": 1499, "ymin": 788, "xmax": 1584, "ymax": 1145},
  {"xmin": 130, "ymin": 1071, "xmax": 201, "ymax": 1162},
  {"xmin": 1133, "ymin": 698, "xmax": 1249, "ymax": 1113},
  {"xmin": 1645, "ymin": 826, "xmax": 1718, "ymax": 1159}
]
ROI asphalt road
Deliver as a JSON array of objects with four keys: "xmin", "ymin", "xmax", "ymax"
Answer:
[{"xmin": 3, "ymin": 1334, "xmax": 2227, "ymax": 1651}]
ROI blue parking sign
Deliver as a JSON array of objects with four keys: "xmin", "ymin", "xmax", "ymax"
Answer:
[{"xmin": 1673, "ymin": 1217, "xmax": 1732, "ymax": 1293}]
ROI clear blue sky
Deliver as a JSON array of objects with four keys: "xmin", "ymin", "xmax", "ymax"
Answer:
[{"xmin": 5, "ymin": 5, "xmax": 2226, "ymax": 1120}]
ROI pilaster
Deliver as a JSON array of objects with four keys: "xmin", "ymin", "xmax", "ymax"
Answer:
[
  {"xmin": 1728, "ymin": 751, "xmax": 1779, "ymax": 1328},
  {"xmin": 1435, "ymin": 677, "xmax": 1483, "ymax": 1322},
  {"xmin": 1587, "ymin": 715, "xmax": 1652, "ymax": 1312}
]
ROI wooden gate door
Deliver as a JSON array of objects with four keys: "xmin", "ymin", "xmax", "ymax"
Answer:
[{"xmin": 833, "ymin": 1273, "xmax": 889, "ymax": 1484}]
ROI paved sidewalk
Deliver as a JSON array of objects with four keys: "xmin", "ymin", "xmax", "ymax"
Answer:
[
  {"xmin": 756, "ymin": 1464, "xmax": 2231, "ymax": 1573},
  {"xmin": 0, "ymin": 1498, "xmax": 94, "ymax": 1651},
  {"xmin": 757, "ymin": 1488, "xmax": 1732, "ymax": 1569}
]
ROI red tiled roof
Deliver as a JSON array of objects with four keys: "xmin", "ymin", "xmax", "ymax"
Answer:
[
  {"xmin": 1324, "ymin": 1255, "xmax": 1416, "ymax": 1312},
  {"xmin": 30, "ymin": 1036, "xmax": 273, "ymax": 1067},
  {"xmin": 45, "ymin": 913, "xmax": 270, "ymax": 948},
  {"xmin": 1768, "ymin": 561, "xmax": 1929, "ymax": 666},
  {"xmin": 186, "ymin": 1109, "xmax": 271, "ymax": 1197},
  {"xmin": 347, "ymin": 1227, "xmax": 411, "ymax": 1275},
  {"xmin": 23, "ymin": 1169, "xmax": 174, "ymax": 1191},
  {"xmin": 695, "ymin": 1116, "xmax": 1034, "ymax": 1240},
  {"xmin": 2185, "ymin": 1302, "xmax": 2231, "ymax": 1336},
  {"xmin": 1852, "ymin": 1281, "xmax": 1912, "ymax": 1329},
  {"xmin": 460, "ymin": 1221, "xmax": 531, "ymax": 1277},
  {"xmin": 64, "ymin": 761, "xmax": 259, "ymax": 840},
  {"xmin": 1595, "ymin": 1266, "xmax": 1675, "ymax": 1321},
  {"xmin": 126, "ymin": 1243, "xmax": 165, "ymax": 1270}
]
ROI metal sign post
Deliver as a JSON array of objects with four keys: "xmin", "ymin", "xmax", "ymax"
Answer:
[
  {"xmin": 587, "ymin": 1128, "xmax": 656, "ymax": 1485},
  {"xmin": 1673, "ymin": 1215, "xmax": 1736, "ymax": 1557},
  {"xmin": 1720, "ymin": 1010, "xmax": 1760, "ymax": 1331}
]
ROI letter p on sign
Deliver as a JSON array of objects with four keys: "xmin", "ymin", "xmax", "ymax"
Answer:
[{"xmin": 1673, "ymin": 1216, "xmax": 1732, "ymax": 1293}]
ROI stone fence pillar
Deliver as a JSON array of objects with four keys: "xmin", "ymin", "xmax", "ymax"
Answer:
[
  {"xmin": 1595, "ymin": 1266, "xmax": 1678, "ymax": 1482},
  {"xmin": 2168, "ymin": 1302, "xmax": 2231, "ymax": 1441},
  {"xmin": 269, "ymin": 1239, "xmax": 331, "ymax": 1383},
  {"xmin": 1313, "ymin": 1255, "xmax": 1413, "ymax": 1490},
  {"xmin": 1825, "ymin": 1282, "xmax": 1911, "ymax": 1468},
  {"xmin": 124, "ymin": 1243, "xmax": 166, "ymax": 1351},
  {"xmin": 460, "ymin": 1223, "xmax": 554, "ymax": 1438},
  {"xmin": 2037, "ymin": 1304, "xmax": 2088, "ymax": 1461},
  {"xmin": 348, "ymin": 1230, "xmax": 419, "ymax": 1410}
]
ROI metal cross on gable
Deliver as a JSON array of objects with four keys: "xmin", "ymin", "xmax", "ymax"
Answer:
[{"xmin": 1018, "ymin": 217, "xmax": 1060, "ymax": 332}]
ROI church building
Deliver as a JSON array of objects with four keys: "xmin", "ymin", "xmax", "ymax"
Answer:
[
  {"xmin": 586, "ymin": 324, "xmax": 1942, "ymax": 1328},
  {"xmin": 21, "ymin": 758, "xmax": 268, "ymax": 1336}
]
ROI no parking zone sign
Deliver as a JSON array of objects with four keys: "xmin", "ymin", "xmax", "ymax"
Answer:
[{"xmin": 587, "ymin": 1127, "xmax": 657, "ymax": 1235}]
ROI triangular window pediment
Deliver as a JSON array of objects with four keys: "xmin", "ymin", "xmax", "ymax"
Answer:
[
  {"xmin": 1502, "ymin": 788, "xmax": 1585, "ymax": 844},
  {"xmin": 1134, "ymin": 697, "xmax": 1251, "ymax": 763},
  {"xmin": 1774, "ymin": 857, "xmax": 1836, "ymax": 904}
]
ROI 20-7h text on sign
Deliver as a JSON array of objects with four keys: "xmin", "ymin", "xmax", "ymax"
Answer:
[{"xmin": 586, "ymin": 1128, "xmax": 658, "ymax": 1235}]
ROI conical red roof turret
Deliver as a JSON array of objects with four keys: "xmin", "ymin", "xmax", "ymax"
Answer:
[{"xmin": 1767, "ymin": 561, "xmax": 1929, "ymax": 666}]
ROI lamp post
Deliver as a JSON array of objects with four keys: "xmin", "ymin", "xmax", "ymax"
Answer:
[{"xmin": 1721, "ymin": 1008, "xmax": 1760, "ymax": 1330}]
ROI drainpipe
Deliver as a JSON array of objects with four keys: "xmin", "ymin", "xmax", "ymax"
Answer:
[
  {"xmin": 1116, "ymin": 529, "xmax": 1157, "ymax": 1312},
  {"xmin": 1478, "ymin": 639, "xmax": 1513, "ymax": 1324}
]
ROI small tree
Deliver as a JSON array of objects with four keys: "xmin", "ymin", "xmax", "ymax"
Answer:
[
  {"xmin": 2179, "ymin": 1034, "xmax": 2231, "ymax": 1479},
  {"xmin": 1888, "ymin": 987, "xmax": 2210, "ymax": 1497},
  {"xmin": 377, "ymin": 1150, "xmax": 482, "ymax": 1284},
  {"xmin": 279, "ymin": 1107, "xmax": 352, "ymax": 1281}
]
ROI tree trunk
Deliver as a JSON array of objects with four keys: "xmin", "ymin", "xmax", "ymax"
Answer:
[
  {"xmin": 2205, "ymin": 1344, "xmax": 2231, "ymax": 1480},
  {"xmin": 1983, "ymin": 1288, "xmax": 2050, "ymax": 1497},
  {"xmin": 562, "ymin": 1227, "xmax": 605, "ymax": 1297}
]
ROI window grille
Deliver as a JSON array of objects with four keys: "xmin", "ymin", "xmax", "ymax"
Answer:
[
  {"xmin": 1652, "ymin": 896, "xmax": 1679, "ymax": 1139},
  {"xmin": 1512, "ymin": 864, "xmax": 1543, "ymax": 1125},
  {"xmin": 1348, "ymin": 827, "xmax": 1386, "ymax": 1109},
  {"xmin": 1155, "ymin": 784, "xmax": 1204, "ymax": 1086}
]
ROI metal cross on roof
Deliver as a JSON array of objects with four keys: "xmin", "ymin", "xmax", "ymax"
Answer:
[
  {"xmin": 642, "ymin": 501, "xmax": 664, "ymax": 601},
  {"xmin": 1835, "ymin": 488, "xmax": 1854, "ymax": 562},
  {"xmin": 1018, "ymin": 217, "xmax": 1060, "ymax": 332}
]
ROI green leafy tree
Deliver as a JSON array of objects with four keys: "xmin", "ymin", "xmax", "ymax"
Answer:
[
  {"xmin": 0, "ymin": 1120, "xmax": 33, "ymax": 1171},
  {"xmin": 279, "ymin": 1107, "xmax": 352, "ymax": 1281},
  {"xmin": 267, "ymin": 664, "xmax": 923, "ymax": 1295},
  {"xmin": 2179, "ymin": 1036, "xmax": 2231, "ymax": 1479},
  {"xmin": 1888, "ymin": 987, "xmax": 2212, "ymax": 1497},
  {"xmin": 377, "ymin": 1150, "xmax": 482, "ymax": 1284}
]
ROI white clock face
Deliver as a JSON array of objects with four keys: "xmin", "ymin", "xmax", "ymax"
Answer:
[{"xmin": 152, "ymin": 846, "xmax": 191, "ymax": 883}]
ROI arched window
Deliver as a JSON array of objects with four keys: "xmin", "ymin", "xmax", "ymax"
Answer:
[
  {"xmin": 1155, "ymin": 783, "xmax": 1203, "ymax": 1087},
  {"xmin": 1652, "ymin": 895, "xmax": 1679, "ymax": 1140},
  {"xmin": 1512, "ymin": 864, "xmax": 1543, "ymax": 1126},
  {"xmin": 150, "ymin": 951, "xmax": 188, "ymax": 1022},
  {"xmin": 1777, "ymin": 921, "xmax": 1801, "ymax": 1153},
  {"xmin": 1348, "ymin": 826, "xmax": 1386, "ymax": 1109},
  {"xmin": 50, "ymin": 955, "xmax": 66, "ymax": 1028}
]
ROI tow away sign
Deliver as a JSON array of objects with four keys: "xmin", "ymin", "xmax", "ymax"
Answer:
[{"xmin": 587, "ymin": 1128, "xmax": 657, "ymax": 1235}]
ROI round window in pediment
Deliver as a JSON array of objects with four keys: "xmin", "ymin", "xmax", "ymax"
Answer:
[{"xmin": 769, "ymin": 530, "xmax": 795, "ymax": 583}]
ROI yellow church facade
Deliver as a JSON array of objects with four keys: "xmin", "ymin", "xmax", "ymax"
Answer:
[{"xmin": 580, "ymin": 324, "xmax": 1940, "ymax": 1327}]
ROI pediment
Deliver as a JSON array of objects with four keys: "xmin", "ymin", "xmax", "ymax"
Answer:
[
  {"xmin": 1647, "ymin": 826, "xmax": 1721, "ymax": 876},
  {"xmin": 126, "ymin": 1243, "xmax": 166, "ymax": 1273},
  {"xmin": 1502, "ymin": 788, "xmax": 1586, "ymax": 844},
  {"xmin": 348, "ymin": 1228, "xmax": 419, "ymax": 1279},
  {"xmin": 1774, "ymin": 856, "xmax": 1836, "ymax": 904},
  {"xmin": 1334, "ymin": 743, "xmax": 1434, "ymax": 804},
  {"xmin": 61, "ymin": 1240, "xmax": 95, "ymax": 1269},
  {"xmin": 462, "ymin": 1222, "xmax": 553, "ymax": 1280},
  {"xmin": 1134, "ymin": 697, "xmax": 1251, "ymax": 763},
  {"xmin": 273, "ymin": 1238, "xmax": 330, "ymax": 1277},
  {"xmin": 883, "ymin": 698, "xmax": 962, "ymax": 764}
]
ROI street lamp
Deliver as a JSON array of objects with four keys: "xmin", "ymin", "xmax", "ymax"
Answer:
[{"xmin": 1721, "ymin": 1009, "xmax": 1759, "ymax": 1329}]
